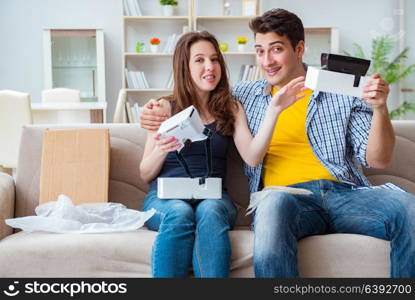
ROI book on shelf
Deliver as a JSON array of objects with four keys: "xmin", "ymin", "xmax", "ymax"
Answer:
[
  {"xmin": 238, "ymin": 64, "xmax": 262, "ymax": 82},
  {"xmin": 251, "ymin": 65, "xmax": 256, "ymax": 81},
  {"xmin": 125, "ymin": 102, "xmax": 142, "ymax": 123},
  {"xmin": 123, "ymin": 0, "xmax": 142, "ymax": 16},
  {"xmin": 239, "ymin": 64, "xmax": 249, "ymax": 82},
  {"xmin": 133, "ymin": 103, "xmax": 142, "ymax": 123},
  {"xmin": 124, "ymin": 68, "xmax": 134, "ymax": 89},
  {"xmin": 165, "ymin": 71, "xmax": 174, "ymax": 89},
  {"xmin": 125, "ymin": 102, "xmax": 133, "ymax": 123},
  {"xmin": 125, "ymin": 69, "xmax": 150, "ymax": 89},
  {"xmin": 139, "ymin": 72, "xmax": 149, "ymax": 88},
  {"xmin": 162, "ymin": 33, "xmax": 183, "ymax": 54}
]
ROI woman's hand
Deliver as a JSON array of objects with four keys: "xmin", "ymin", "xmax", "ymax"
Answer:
[
  {"xmin": 271, "ymin": 76, "xmax": 308, "ymax": 113},
  {"xmin": 154, "ymin": 134, "xmax": 182, "ymax": 153}
]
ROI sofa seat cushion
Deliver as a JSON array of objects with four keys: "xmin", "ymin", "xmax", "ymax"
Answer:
[
  {"xmin": 298, "ymin": 234, "xmax": 390, "ymax": 277},
  {"xmin": 0, "ymin": 229, "xmax": 254, "ymax": 277},
  {"xmin": 0, "ymin": 230, "xmax": 389, "ymax": 277},
  {"xmin": 0, "ymin": 230, "xmax": 155, "ymax": 277}
]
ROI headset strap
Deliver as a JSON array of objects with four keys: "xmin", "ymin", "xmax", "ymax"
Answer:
[{"xmin": 175, "ymin": 127, "xmax": 213, "ymax": 184}]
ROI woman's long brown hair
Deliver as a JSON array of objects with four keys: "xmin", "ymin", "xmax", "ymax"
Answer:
[{"xmin": 169, "ymin": 31, "xmax": 238, "ymax": 136}]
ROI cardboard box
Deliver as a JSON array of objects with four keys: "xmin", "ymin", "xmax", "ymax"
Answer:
[
  {"xmin": 305, "ymin": 66, "xmax": 371, "ymax": 98},
  {"xmin": 39, "ymin": 128, "xmax": 110, "ymax": 205}
]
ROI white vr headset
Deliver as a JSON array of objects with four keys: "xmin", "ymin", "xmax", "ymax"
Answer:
[{"xmin": 157, "ymin": 105, "xmax": 222, "ymax": 199}]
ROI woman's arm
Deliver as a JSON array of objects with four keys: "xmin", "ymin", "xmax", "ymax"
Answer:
[
  {"xmin": 233, "ymin": 76, "xmax": 307, "ymax": 167},
  {"xmin": 139, "ymin": 99, "xmax": 180, "ymax": 183},
  {"xmin": 139, "ymin": 132, "xmax": 181, "ymax": 183}
]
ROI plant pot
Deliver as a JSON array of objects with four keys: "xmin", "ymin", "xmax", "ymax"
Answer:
[
  {"xmin": 162, "ymin": 5, "xmax": 174, "ymax": 16},
  {"xmin": 150, "ymin": 44, "xmax": 159, "ymax": 53},
  {"xmin": 237, "ymin": 44, "xmax": 246, "ymax": 52}
]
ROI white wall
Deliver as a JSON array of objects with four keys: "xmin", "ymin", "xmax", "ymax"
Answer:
[
  {"xmin": 262, "ymin": 0, "xmax": 411, "ymax": 111},
  {"xmin": 0, "ymin": 0, "xmax": 122, "ymax": 121},
  {"xmin": 0, "ymin": 0, "xmax": 413, "ymax": 120},
  {"xmin": 403, "ymin": 0, "xmax": 415, "ymax": 118}
]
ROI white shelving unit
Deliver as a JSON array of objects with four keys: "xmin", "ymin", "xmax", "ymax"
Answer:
[
  {"xmin": 118, "ymin": 0, "xmax": 339, "ymax": 123},
  {"xmin": 42, "ymin": 28, "xmax": 106, "ymax": 123},
  {"xmin": 122, "ymin": 0, "xmax": 192, "ymax": 115},
  {"xmin": 304, "ymin": 27, "xmax": 339, "ymax": 67},
  {"xmin": 193, "ymin": 0, "xmax": 263, "ymax": 86}
]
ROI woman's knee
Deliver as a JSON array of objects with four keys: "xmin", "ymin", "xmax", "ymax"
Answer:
[
  {"xmin": 195, "ymin": 198, "xmax": 236, "ymax": 223},
  {"xmin": 163, "ymin": 200, "xmax": 195, "ymax": 225}
]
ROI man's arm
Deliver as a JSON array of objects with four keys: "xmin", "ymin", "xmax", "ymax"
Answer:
[
  {"xmin": 363, "ymin": 73, "xmax": 395, "ymax": 168},
  {"xmin": 140, "ymin": 99, "xmax": 170, "ymax": 131},
  {"xmin": 233, "ymin": 77, "xmax": 307, "ymax": 167}
]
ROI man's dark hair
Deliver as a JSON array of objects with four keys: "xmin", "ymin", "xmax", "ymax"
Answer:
[{"xmin": 249, "ymin": 8, "xmax": 305, "ymax": 50}]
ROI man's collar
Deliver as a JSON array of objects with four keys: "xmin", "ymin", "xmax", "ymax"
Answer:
[{"xmin": 261, "ymin": 83, "xmax": 272, "ymax": 96}]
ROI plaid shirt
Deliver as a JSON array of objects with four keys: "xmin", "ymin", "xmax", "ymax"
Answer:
[{"xmin": 232, "ymin": 79, "xmax": 401, "ymax": 193}]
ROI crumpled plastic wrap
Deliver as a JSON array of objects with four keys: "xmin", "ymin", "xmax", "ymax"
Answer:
[{"xmin": 5, "ymin": 195, "xmax": 155, "ymax": 234}]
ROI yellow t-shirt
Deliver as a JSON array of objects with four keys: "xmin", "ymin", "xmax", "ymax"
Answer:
[{"xmin": 262, "ymin": 87, "xmax": 338, "ymax": 187}]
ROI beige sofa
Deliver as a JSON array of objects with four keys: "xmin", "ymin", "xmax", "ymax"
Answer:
[{"xmin": 0, "ymin": 121, "xmax": 414, "ymax": 278}]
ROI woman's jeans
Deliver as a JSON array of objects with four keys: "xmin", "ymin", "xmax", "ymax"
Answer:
[
  {"xmin": 142, "ymin": 190, "xmax": 237, "ymax": 278},
  {"xmin": 253, "ymin": 180, "xmax": 415, "ymax": 278}
]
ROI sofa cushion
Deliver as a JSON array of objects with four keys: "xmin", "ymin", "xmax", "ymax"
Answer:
[
  {"xmin": 298, "ymin": 234, "xmax": 389, "ymax": 277},
  {"xmin": 363, "ymin": 120, "xmax": 415, "ymax": 194},
  {"xmin": 0, "ymin": 229, "xmax": 254, "ymax": 278},
  {"xmin": 0, "ymin": 229, "xmax": 389, "ymax": 278}
]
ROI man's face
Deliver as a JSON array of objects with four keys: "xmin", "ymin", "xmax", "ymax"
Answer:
[{"xmin": 254, "ymin": 32, "xmax": 304, "ymax": 87}]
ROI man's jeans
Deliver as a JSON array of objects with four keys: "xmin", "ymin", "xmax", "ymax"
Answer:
[
  {"xmin": 253, "ymin": 180, "xmax": 415, "ymax": 278},
  {"xmin": 142, "ymin": 190, "xmax": 237, "ymax": 278}
]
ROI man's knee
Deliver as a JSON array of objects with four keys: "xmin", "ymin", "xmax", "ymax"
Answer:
[
  {"xmin": 255, "ymin": 192, "xmax": 296, "ymax": 218},
  {"xmin": 253, "ymin": 192, "xmax": 300, "ymax": 235}
]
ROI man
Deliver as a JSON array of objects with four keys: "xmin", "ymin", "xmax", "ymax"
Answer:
[{"xmin": 140, "ymin": 9, "xmax": 415, "ymax": 278}]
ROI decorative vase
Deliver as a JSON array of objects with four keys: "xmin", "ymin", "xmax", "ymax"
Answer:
[
  {"xmin": 162, "ymin": 5, "xmax": 174, "ymax": 16},
  {"xmin": 150, "ymin": 44, "xmax": 159, "ymax": 53},
  {"xmin": 237, "ymin": 44, "xmax": 246, "ymax": 52}
]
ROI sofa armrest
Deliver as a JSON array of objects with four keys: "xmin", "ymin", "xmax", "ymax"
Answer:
[{"xmin": 0, "ymin": 173, "xmax": 15, "ymax": 240}]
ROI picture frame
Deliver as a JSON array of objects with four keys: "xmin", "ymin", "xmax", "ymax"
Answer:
[{"xmin": 242, "ymin": 0, "xmax": 257, "ymax": 16}]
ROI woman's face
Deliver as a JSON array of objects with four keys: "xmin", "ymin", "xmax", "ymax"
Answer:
[{"xmin": 188, "ymin": 40, "xmax": 221, "ymax": 97}]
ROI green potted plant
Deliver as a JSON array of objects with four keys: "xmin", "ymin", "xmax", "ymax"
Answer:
[
  {"xmin": 344, "ymin": 35, "xmax": 415, "ymax": 119},
  {"xmin": 160, "ymin": 0, "xmax": 178, "ymax": 16}
]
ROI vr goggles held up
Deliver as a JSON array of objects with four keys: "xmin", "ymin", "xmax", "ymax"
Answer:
[
  {"xmin": 156, "ymin": 106, "xmax": 222, "ymax": 199},
  {"xmin": 305, "ymin": 53, "xmax": 372, "ymax": 97}
]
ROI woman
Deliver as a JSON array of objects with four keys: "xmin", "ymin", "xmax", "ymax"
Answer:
[{"xmin": 140, "ymin": 31, "xmax": 306, "ymax": 278}]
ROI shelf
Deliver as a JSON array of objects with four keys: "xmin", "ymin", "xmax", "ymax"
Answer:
[
  {"xmin": 222, "ymin": 51, "xmax": 255, "ymax": 55},
  {"xmin": 126, "ymin": 88, "xmax": 173, "ymax": 92},
  {"xmin": 44, "ymin": 28, "xmax": 106, "ymax": 121},
  {"xmin": 123, "ymin": 16, "xmax": 190, "ymax": 21},
  {"xmin": 31, "ymin": 102, "xmax": 107, "ymax": 111},
  {"xmin": 53, "ymin": 65, "xmax": 97, "ymax": 69},
  {"xmin": 125, "ymin": 53, "xmax": 173, "ymax": 57},
  {"xmin": 195, "ymin": 16, "xmax": 258, "ymax": 20},
  {"xmin": 305, "ymin": 27, "xmax": 335, "ymax": 34}
]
